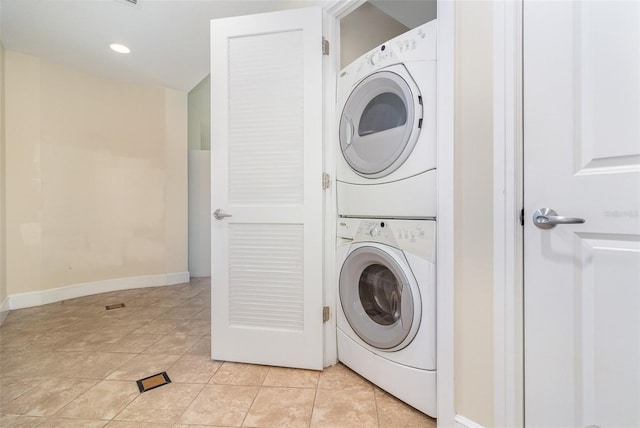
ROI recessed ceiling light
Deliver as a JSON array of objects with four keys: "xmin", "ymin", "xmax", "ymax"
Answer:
[{"xmin": 110, "ymin": 43, "xmax": 130, "ymax": 54}]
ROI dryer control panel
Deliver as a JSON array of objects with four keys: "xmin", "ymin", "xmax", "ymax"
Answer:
[
  {"xmin": 338, "ymin": 218, "xmax": 436, "ymax": 262},
  {"xmin": 339, "ymin": 19, "xmax": 437, "ymax": 92}
]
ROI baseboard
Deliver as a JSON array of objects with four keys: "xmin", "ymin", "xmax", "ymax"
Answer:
[
  {"xmin": 0, "ymin": 296, "xmax": 9, "ymax": 325},
  {"xmin": 8, "ymin": 271, "xmax": 190, "ymax": 310},
  {"xmin": 455, "ymin": 414, "xmax": 485, "ymax": 428}
]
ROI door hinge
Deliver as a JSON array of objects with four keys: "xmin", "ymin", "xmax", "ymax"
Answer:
[
  {"xmin": 322, "ymin": 172, "xmax": 331, "ymax": 189},
  {"xmin": 520, "ymin": 208, "xmax": 525, "ymax": 226},
  {"xmin": 323, "ymin": 306, "xmax": 330, "ymax": 323},
  {"xmin": 322, "ymin": 37, "xmax": 330, "ymax": 56}
]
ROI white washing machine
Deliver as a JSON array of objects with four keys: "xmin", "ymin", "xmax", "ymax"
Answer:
[
  {"xmin": 337, "ymin": 20, "xmax": 437, "ymax": 219},
  {"xmin": 336, "ymin": 217, "xmax": 436, "ymax": 417}
]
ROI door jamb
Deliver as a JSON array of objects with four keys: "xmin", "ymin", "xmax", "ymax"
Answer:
[
  {"xmin": 323, "ymin": 0, "xmax": 366, "ymax": 19},
  {"xmin": 435, "ymin": 1, "xmax": 456, "ymax": 427},
  {"xmin": 322, "ymin": 1, "xmax": 456, "ymax": 426},
  {"xmin": 321, "ymin": 0, "xmax": 368, "ymax": 370},
  {"xmin": 492, "ymin": 0, "xmax": 524, "ymax": 426}
]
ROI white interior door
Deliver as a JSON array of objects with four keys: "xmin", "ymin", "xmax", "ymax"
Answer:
[
  {"xmin": 210, "ymin": 7, "xmax": 324, "ymax": 370},
  {"xmin": 524, "ymin": 1, "xmax": 640, "ymax": 426}
]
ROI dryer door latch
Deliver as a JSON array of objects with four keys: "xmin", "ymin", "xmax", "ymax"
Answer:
[
  {"xmin": 322, "ymin": 172, "xmax": 331, "ymax": 189},
  {"xmin": 322, "ymin": 37, "xmax": 330, "ymax": 56},
  {"xmin": 323, "ymin": 306, "xmax": 330, "ymax": 323}
]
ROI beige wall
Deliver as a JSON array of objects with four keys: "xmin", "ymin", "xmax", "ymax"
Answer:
[
  {"xmin": 340, "ymin": 2, "xmax": 409, "ymax": 68},
  {"xmin": 188, "ymin": 74, "xmax": 211, "ymax": 151},
  {"xmin": 0, "ymin": 42, "xmax": 7, "ymax": 313},
  {"xmin": 4, "ymin": 51, "xmax": 188, "ymax": 295},
  {"xmin": 454, "ymin": 1, "xmax": 494, "ymax": 426}
]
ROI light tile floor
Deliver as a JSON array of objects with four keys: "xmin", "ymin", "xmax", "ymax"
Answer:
[{"xmin": 0, "ymin": 278, "xmax": 436, "ymax": 428}]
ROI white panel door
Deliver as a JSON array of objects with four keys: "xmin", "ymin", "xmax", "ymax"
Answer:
[
  {"xmin": 210, "ymin": 7, "xmax": 324, "ymax": 370},
  {"xmin": 524, "ymin": 1, "xmax": 640, "ymax": 426}
]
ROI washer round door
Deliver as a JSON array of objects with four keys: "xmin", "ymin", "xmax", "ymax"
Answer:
[
  {"xmin": 339, "ymin": 64, "xmax": 423, "ymax": 178},
  {"xmin": 339, "ymin": 244, "xmax": 421, "ymax": 350}
]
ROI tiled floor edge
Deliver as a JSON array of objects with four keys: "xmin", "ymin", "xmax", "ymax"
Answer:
[{"xmin": 6, "ymin": 271, "xmax": 191, "ymax": 311}]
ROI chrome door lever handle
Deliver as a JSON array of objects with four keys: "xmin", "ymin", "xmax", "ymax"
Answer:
[
  {"xmin": 213, "ymin": 209, "xmax": 232, "ymax": 220},
  {"xmin": 532, "ymin": 208, "xmax": 585, "ymax": 229}
]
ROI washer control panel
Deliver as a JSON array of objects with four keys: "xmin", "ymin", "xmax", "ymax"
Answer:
[
  {"xmin": 354, "ymin": 220, "xmax": 399, "ymax": 247},
  {"xmin": 338, "ymin": 218, "xmax": 436, "ymax": 262}
]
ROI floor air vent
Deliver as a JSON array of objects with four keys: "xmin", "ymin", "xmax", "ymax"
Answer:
[
  {"xmin": 105, "ymin": 303, "xmax": 126, "ymax": 310},
  {"xmin": 137, "ymin": 372, "xmax": 171, "ymax": 393}
]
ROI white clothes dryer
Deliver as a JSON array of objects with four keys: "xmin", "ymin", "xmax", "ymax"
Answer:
[
  {"xmin": 337, "ymin": 20, "xmax": 437, "ymax": 219},
  {"xmin": 336, "ymin": 217, "xmax": 436, "ymax": 417}
]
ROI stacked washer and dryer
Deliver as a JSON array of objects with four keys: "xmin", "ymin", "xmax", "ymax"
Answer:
[{"xmin": 335, "ymin": 20, "xmax": 437, "ymax": 417}]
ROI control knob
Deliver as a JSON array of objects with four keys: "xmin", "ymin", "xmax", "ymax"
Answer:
[{"xmin": 369, "ymin": 227, "xmax": 380, "ymax": 237}]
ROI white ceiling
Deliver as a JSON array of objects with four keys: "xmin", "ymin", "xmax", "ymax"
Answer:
[
  {"xmin": 0, "ymin": 0, "xmax": 322, "ymax": 93},
  {"xmin": 0, "ymin": 0, "xmax": 434, "ymax": 93}
]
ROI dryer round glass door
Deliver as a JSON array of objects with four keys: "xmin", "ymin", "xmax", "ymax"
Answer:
[
  {"xmin": 339, "ymin": 65, "xmax": 422, "ymax": 178},
  {"xmin": 339, "ymin": 245, "xmax": 421, "ymax": 350}
]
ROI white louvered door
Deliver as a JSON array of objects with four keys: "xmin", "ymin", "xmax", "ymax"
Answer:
[{"xmin": 210, "ymin": 7, "xmax": 324, "ymax": 370}]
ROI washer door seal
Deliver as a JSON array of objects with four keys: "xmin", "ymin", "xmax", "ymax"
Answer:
[{"xmin": 339, "ymin": 245, "xmax": 421, "ymax": 350}]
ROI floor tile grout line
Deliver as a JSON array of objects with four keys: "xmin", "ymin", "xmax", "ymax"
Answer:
[
  {"xmin": 235, "ymin": 376, "xmax": 262, "ymax": 428},
  {"xmin": 373, "ymin": 386, "xmax": 383, "ymax": 428},
  {"xmin": 309, "ymin": 383, "xmax": 320, "ymax": 428},
  {"xmin": 50, "ymin": 379, "xmax": 133, "ymax": 422},
  {"xmin": 171, "ymin": 380, "xmax": 211, "ymax": 425},
  {"xmin": 0, "ymin": 378, "xmax": 44, "ymax": 410}
]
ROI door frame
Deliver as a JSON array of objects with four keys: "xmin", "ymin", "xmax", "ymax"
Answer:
[
  {"xmin": 322, "ymin": 1, "xmax": 456, "ymax": 425},
  {"xmin": 325, "ymin": 1, "xmax": 529, "ymax": 425},
  {"xmin": 492, "ymin": 0, "xmax": 524, "ymax": 426}
]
